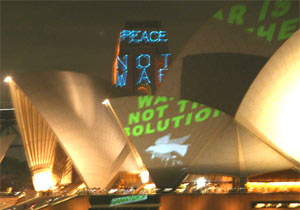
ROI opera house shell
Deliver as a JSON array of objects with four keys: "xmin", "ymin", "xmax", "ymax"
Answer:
[
  {"xmin": 5, "ymin": 1, "xmax": 300, "ymax": 192},
  {"xmin": 0, "ymin": 135, "xmax": 16, "ymax": 163},
  {"xmin": 8, "ymin": 72, "xmax": 139, "ymax": 191}
]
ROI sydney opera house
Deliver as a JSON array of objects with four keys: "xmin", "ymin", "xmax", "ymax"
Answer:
[{"xmin": 1, "ymin": 1, "xmax": 300, "ymax": 210}]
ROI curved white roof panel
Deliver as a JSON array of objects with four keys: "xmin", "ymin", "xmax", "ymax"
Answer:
[
  {"xmin": 236, "ymin": 30, "xmax": 300, "ymax": 162},
  {"xmin": 11, "ymin": 71, "xmax": 139, "ymax": 188},
  {"xmin": 110, "ymin": 96, "xmax": 297, "ymax": 188}
]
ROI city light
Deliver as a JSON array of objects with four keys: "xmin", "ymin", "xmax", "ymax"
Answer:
[
  {"xmin": 102, "ymin": 99, "xmax": 110, "ymax": 105},
  {"xmin": 108, "ymin": 189, "xmax": 118, "ymax": 194},
  {"xmin": 253, "ymin": 202, "xmax": 300, "ymax": 208},
  {"xmin": 288, "ymin": 203, "xmax": 300, "ymax": 208},
  {"xmin": 196, "ymin": 177, "xmax": 206, "ymax": 189},
  {"xmin": 144, "ymin": 183, "xmax": 156, "ymax": 190},
  {"xmin": 255, "ymin": 203, "xmax": 265, "ymax": 208},
  {"xmin": 4, "ymin": 76, "xmax": 12, "ymax": 83}
]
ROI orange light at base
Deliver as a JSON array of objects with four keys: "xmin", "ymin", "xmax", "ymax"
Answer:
[
  {"xmin": 32, "ymin": 170, "xmax": 56, "ymax": 191},
  {"xmin": 246, "ymin": 182, "xmax": 300, "ymax": 193},
  {"xmin": 288, "ymin": 203, "xmax": 300, "ymax": 208},
  {"xmin": 4, "ymin": 76, "xmax": 12, "ymax": 83},
  {"xmin": 196, "ymin": 177, "xmax": 206, "ymax": 189},
  {"xmin": 140, "ymin": 170, "xmax": 150, "ymax": 184},
  {"xmin": 255, "ymin": 203, "xmax": 265, "ymax": 208}
]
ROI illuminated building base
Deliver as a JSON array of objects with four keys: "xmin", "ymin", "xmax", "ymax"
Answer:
[
  {"xmin": 39, "ymin": 193, "xmax": 300, "ymax": 210},
  {"xmin": 246, "ymin": 182, "xmax": 300, "ymax": 193}
]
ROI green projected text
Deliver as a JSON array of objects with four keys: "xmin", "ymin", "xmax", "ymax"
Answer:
[
  {"xmin": 213, "ymin": 0, "xmax": 299, "ymax": 42},
  {"xmin": 124, "ymin": 96, "xmax": 222, "ymax": 137}
]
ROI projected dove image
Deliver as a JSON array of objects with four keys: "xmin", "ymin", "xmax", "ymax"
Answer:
[{"xmin": 145, "ymin": 133, "xmax": 191, "ymax": 166}]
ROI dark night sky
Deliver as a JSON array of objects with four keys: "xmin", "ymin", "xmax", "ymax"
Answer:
[{"xmin": 0, "ymin": 1, "xmax": 227, "ymax": 107}]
